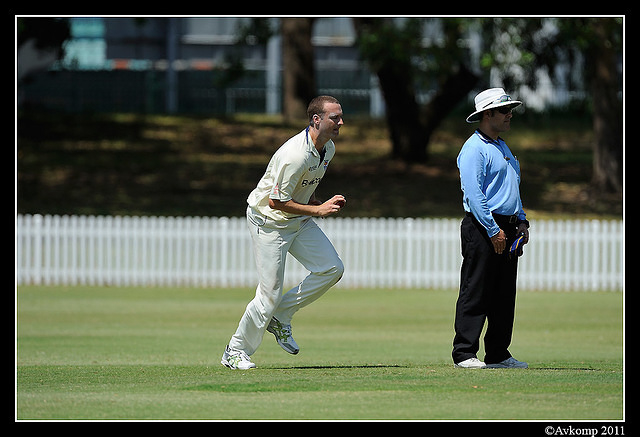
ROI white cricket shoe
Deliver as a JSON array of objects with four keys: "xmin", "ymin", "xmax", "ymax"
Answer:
[
  {"xmin": 221, "ymin": 345, "xmax": 256, "ymax": 370},
  {"xmin": 454, "ymin": 357, "xmax": 487, "ymax": 368},
  {"xmin": 267, "ymin": 317, "xmax": 299, "ymax": 355},
  {"xmin": 485, "ymin": 357, "xmax": 528, "ymax": 369}
]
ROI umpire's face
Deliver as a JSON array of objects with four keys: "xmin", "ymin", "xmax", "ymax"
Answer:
[{"xmin": 486, "ymin": 106, "xmax": 514, "ymax": 134}]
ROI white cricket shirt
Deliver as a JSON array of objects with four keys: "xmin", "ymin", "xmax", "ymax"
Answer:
[{"xmin": 247, "ymin": 127, "xmax": 335, "ymax": 223}]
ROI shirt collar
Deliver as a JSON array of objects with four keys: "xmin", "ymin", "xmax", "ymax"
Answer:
[
  {"xmin": 475, "ymin": 129, "xmax": 504, "ymax": 144},
  {"xmin": 305, "ymin": 126, "xmax": 319, "ymax": 155},
  {"xmin": 305, "ymin": 126, "xmax": 330, "ymax": 156}
]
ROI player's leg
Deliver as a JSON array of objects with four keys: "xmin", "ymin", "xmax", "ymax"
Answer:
[
  {"xmin": 273, "ymin": 218, "xmax": 344, "ymax": 325},
  {"xmin": 228, "ymin": 220, "xmax": 292, "ymax": 356}
]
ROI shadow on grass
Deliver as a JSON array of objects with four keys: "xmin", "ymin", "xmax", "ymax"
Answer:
[{"xmin": 272, "ymin": 364, "xmax": 409, "ymax": 370}]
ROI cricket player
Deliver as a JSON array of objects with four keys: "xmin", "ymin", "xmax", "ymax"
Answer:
[{"xmin": 222, "ymin": 96, "xmax": 346, "ymax": 370}]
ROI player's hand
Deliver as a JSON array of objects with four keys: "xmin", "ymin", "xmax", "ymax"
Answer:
[
  {"xmin": 316, "ymin": 195, "xmax": 346, "ymax": 217},
  {"xmin": 490, "ymin": 229, "xmax": 507, "ymax": 254}
]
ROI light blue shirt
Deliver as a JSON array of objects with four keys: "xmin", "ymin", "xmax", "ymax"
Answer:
[{"xmin": 457, "ymin": 130, "xmax": 526, "ymax": 237}]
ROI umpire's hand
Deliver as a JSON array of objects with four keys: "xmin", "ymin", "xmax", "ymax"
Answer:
[
  {"xmin": 516, "ymin": 223, "xmax": 530, "ymax": 245},
  {"xmin": 490, "ymin": 229, "xmax": 507, "ymax": 254}
]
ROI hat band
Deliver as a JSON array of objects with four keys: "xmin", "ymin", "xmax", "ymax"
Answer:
[{"xmin": 482, "ymin": 94, "xmax": 512, "ymax": 109}]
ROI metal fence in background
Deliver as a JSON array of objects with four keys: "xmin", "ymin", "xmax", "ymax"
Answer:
[{"xmin": 16, "ymin": 214, "xmax": 623, "ymax": 291}]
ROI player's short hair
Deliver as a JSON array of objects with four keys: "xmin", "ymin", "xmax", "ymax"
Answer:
[{"xmin": 307, "ymin": 96, "xmax": 340, "ymax": 123}]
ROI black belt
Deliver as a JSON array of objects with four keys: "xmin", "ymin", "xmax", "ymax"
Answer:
[
  {"xmin": 466, "ymin": 212, "xmax": 519, "ymax": 224},
  {"xmin": 492, "ymin": 213, "xmax": 519, "ymax": 224}
]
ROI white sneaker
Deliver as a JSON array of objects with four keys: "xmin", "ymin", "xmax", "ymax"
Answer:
[
  {"xmin": 267, "ymin": 317, "xmax": 299, "ymax": 355},
  {"xmin": 485, "ymin": 357, "xmax": 528, "ymax": 368},
  {"xmin": 221, "ymin": 345, "xmax": 256, "ymax": 370},
  {"xmin": 454, "ymin": 357, "xmax": 486, "ymax": 368}
]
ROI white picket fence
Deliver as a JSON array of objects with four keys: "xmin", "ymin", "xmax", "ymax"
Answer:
[{"xmin": 16, "ymin": 214, "xmax": 624, "ymax": 291}]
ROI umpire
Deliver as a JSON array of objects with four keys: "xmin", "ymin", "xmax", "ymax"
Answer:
[{"xmin": 452, "ymin": 88, "xmax": 530, "ymax": 369}]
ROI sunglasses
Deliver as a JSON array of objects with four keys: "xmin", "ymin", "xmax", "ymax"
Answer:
[{"xmin": 496, "ymin": 106, "xmax": 514, "ymax": 115}]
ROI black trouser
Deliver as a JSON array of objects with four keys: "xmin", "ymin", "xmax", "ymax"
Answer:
[{"xmin": 452, "ymin": 213, "xmax": 519, "ymax": 365}]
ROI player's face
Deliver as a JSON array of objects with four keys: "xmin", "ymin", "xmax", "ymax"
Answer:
[{"xmin": 319, "ymin": 103, "xmax": 344, "ymax": 138}]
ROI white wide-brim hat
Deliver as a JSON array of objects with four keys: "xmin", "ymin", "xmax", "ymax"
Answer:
[{"xmin": 466, "ymin": 88, "xmax": 522, "ymax": 123}]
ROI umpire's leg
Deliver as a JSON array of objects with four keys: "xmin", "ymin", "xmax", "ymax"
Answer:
[
  {"xmin": 483, "ymin": 222, "xmax": 519, "ymax": 365},
  {"xmin": 452, "ymin": 214, "xmax": 495, "ymax": 364}
]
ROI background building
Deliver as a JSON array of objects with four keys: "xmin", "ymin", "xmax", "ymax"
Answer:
[{"xmin": 19, "ymin": 17, "xmax": 586, "ymax": 116}]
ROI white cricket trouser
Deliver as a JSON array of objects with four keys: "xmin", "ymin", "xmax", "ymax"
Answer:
[{"xmin": 228, "ymin": 208, "xmax": 344, "ymax": 355}]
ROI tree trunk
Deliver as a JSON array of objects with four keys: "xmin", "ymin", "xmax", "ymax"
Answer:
[
  {"xmin": 281, "ymin": 18, "xmax": 316, "ymax": 123},
  {"xmin": 589, "ymin": 20, "xmax": 622, "ymax": 194},
  {"xmin": 422, "ymin": 63, "xmax": 479, "ymax": 147},
  {"xmin": 376, "ymin": 64, "xmax": 430, "ymax": 161},
  {"xmin": 352, "ymin": 17, "xmax": 429, "ymax": 162},
  {"xmin": 353, "ymin": 17, "xmax": 478, "ymax": 163}
]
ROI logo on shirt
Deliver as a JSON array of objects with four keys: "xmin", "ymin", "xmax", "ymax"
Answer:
[
  {"xmin": 301, "ymin": 177, "xmax": 322, "ymax": 187},
  {"xmin": 323, "ymin": 160, "xmax": 329, "ymax": 171}
]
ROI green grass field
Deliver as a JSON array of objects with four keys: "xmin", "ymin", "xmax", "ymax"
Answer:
[{"xmin": 16, "ymin": 286, "xmax": 623, "ymax": 421}]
